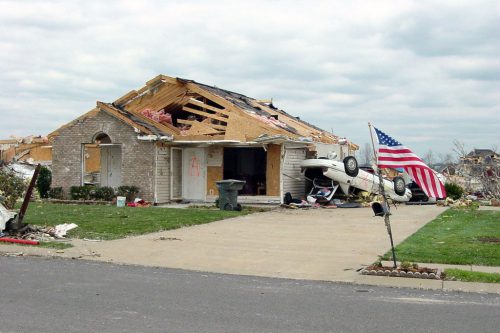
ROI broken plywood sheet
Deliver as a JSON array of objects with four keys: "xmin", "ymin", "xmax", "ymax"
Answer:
[
  {"xmin": 207, "ymin": 146, "xmax": 223, "ymax": 166},
  {"xmin": 224, "ymin": 112, "xmax": 288, "ymax": 142},
  {"xmin": 266, "ymin": 144, "xmax": 281, "ymax": 196},
  {"xmin": 207, "ymin": 166, "xmax": 223, "ymax": 196},
  {"xmin": 186, "ymin": 121, "xmax": 221, "ymax": 136}
]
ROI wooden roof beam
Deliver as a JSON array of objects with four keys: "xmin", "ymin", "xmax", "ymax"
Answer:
[
  {"xmin": 177, "ymin": 119, "xmax": 226, "ymax": 131},
  {"xmin": 186, "ymin": 98, "xmax": 231, "ymax": 116},
  {"xmin": 182, "ymin": 106, "xmax": 228, "ymax": 123},
  {"xmin": 97, "ymin": 102, "xmax": 153, "ymax": 135}
]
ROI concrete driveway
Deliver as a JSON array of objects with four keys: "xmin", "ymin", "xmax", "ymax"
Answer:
[{"xmin": 9, "ymin": 205, "xmax": 444, "ymax": 282}]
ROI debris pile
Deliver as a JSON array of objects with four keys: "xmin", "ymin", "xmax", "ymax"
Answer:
[
  {"xmin": 127, "ymin": 199, "xmax": 152, "ymax": 207},
  {"xmin": 1, "ymin": 223, "xmax": 77, "ymax": 242},
  {"xmin": 436, "ymin": 197, "xmax": 474, "ymax": 207}
]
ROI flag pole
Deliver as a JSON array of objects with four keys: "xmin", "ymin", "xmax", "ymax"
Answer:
[{"xmin": 368, "ymin": 123, "xmax": 398, "ymax": 269}]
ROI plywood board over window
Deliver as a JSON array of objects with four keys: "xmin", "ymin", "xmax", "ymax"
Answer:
[
  {"xmin": 206, "ymin": 146, "xmax": 223, "ymax": 195},
  {"xmin": 266, "ymin": 144, "xmax": 281, "ymax": 196}
]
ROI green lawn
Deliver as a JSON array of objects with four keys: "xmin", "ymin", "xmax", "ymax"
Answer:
[
  {"xmin": 383, "ymin": 208, "xmax": 500, "ymax": 266},
  {"xmin": 20, "ymin": 202, "xmax": 250, "ymax": 240},
  {"xmin": 444, "ymin": 269, "xmax": 500, "ymax": 284}
]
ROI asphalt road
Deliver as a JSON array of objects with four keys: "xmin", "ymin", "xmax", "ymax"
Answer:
[{"xmin": 0, "ymin": 256, "xmax": 498, "ymax": 333}]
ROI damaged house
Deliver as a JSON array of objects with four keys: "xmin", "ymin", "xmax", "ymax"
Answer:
[{"xmin": 49, "ymin": 75, "xmax": 356, "ymax": 203}]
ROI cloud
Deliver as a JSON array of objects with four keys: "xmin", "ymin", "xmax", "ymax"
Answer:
[{"xmin": 0, "ymin": 0, "xmax": 498, "ymax": 156}]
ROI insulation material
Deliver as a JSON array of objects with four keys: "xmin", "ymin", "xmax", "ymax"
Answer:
[{"xmin": 141, "ymin": 108, "xmax": 173, "ymax": 125}]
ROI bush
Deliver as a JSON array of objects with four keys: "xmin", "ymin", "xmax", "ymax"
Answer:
[
  {"xmin": 36, "ymin": 166, "xmax": 52, "ymax": 198},
  {"xmin": 70, "ymin": 185, "xmax": 93, "ymax": 200},
  {"xmin": 48, "ymin": 187, "xmax": 64, "ymax": 199},
  {"xmin": 117, "ymin": 186, "xmax": 139, "ymax": 202},
  {"xmin": 0, "ymin": 168, "xmax": 27, "ymax": 209},
  {"xmin": 94, "ymin": 187, "xmax": 115, "ymax": 201},
  {"xmin": 445, "ymin": 182, "xmax": 464, "ymax": 200}
]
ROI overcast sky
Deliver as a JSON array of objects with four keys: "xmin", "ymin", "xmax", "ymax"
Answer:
[{"xmin": 0, "ymin": 0, "xmax": 498, "ymax": 157}]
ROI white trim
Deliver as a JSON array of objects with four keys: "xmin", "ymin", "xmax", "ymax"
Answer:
[
  {"xmin": 170, "ymin": 147, "xmax": 183, "ymax": 200},
  {"xmin": 154, "ymin": 145, "xmax": 158, "ymax": 203},
  {"xmin": 279, "ymin": 144, "xmax": 285, "ymax": 204}
]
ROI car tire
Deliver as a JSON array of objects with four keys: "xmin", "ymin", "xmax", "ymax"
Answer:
[
  {"xmin": 393, "ymin": 176, "xmax": 406, "ymax": 196},
  {"xmin": 343, "ymin": 156, "xmax": 359, "ymax": 177}
]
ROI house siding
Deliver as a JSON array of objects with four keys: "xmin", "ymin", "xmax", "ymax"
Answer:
[
  {"xmin": 52, "ymin": 110, "xmax": 156, "ymax": 201},
  {"xmin": 282, "ymin": 147, "xmax": 306, "ymax": 199},
  {"xmin": 155, "ymin": 145, "xmax": 170, "ymax": 203}
]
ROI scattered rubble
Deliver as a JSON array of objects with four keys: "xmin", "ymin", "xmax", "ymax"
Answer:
[
  {"xmin": 436, "ymin": 197, "xmax": 474, "ymax": 207},
  {"xmin": 1, "ymin": 223, "xmax": 78, "ymax": 242}
]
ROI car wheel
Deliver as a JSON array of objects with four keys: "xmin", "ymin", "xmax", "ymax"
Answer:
[
  {"xmin": 343, "ymin": 156, "xmax": 359, "ymax": 177},
  {"xmin": 393, "ymin": 176, "xmax": 406, "ymax": 196}
]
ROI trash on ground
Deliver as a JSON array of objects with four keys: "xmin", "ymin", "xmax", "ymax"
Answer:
[
  {"xmin": 127, "ymin": 199, "xmax": 152, "ymax": 207},
  {"xmin": 1, "ymin": 223, "xmax": 78, "ymax": 242},
  {"xmin": 54, "ymin": 223, "xmax": 78, "ymax": 238},
  {"xmin": 436, "ymin": 197, "xmax": 473, "ymax": 207},
  {"xmin": 157, "ymin": 236, "xmax": 181, "ymax": 241},
  {"xmin": 1, "ymin": 251, "xmax": 24, "ymax": 257}
]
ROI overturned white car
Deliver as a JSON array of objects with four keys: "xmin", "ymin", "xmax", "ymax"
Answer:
[{"xmin": 300, "ymin": 156, "xmax": 412, "ymax": 202}]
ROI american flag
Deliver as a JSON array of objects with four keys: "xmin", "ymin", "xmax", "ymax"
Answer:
[{"xmin": 374, "ymin": 127, "xmax": 446, "ymax": 199}]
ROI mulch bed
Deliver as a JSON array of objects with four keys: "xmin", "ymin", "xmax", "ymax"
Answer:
[{"xmin": 361, "ymin": 265, "xmax": 441, "ymax": 280}]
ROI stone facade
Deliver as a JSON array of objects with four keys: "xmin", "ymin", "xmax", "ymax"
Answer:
[{"xmin": 52, "ymin": 110, "xmax": 156, "ymax": 201}]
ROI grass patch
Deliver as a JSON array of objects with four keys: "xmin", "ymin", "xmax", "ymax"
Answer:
[
  {"xmin": 21, "ymin": 202, "xmax": 250, "ymax": 240},
  {"xmin": 0, "ymin": 241, "xmax": 73, "ymax": 249},
  {"xmin": 444, "ymin": 269, "xmax": 500, "ymax": 284},
  {"xmin": 383, "ymin": 208, "xmax": 500, "ymax": 266}
]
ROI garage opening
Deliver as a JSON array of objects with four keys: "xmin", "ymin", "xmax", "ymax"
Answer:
[{"xmin": 223, "ymin": 147, "xmax": 266, "ymax": 195}]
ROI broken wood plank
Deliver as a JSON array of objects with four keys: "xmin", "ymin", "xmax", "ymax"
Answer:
[
  {"xmin": 186, "ymin": 121, "xmax": 221, "ymax": 135},
  {"xmin": 182, "ymin": 106, "xmax": 228, "ymax": 123},
  {"xmin": 176, "ymin": 119, "xmax": 226, "ymax": 131},
  {"xmin": 187, "ymin": 98, "xmax": 231, "ymax": 115},
  {"xmin": 97, "ymin": 102, "xmax": 153, "ymax": 134},
  {"xmin": 114, "ymin": 90, "xmax": 139, "ymax": 106}
]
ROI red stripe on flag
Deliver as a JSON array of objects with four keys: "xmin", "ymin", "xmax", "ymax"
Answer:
[
  {"xmin": 378, "ymin": 148, "xmax": 414, "ymax": 154},
  {"xmin": 378, "ymin": 156, "xmax": 424, "ymax": 162}
]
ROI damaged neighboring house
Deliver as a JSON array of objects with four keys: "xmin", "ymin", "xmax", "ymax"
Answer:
[
  {"xmin": 0, "ymin": 136, "xmax": 52, "ymax": 165},
  {"xmin": 453, "ymin": 149, "xmax": 500, "ymax": 196},
  {"xmin": 49, "ymin": 75, "xmax": 357, "ymax": 203}
]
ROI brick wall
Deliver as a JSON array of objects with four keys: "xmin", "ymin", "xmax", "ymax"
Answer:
[{"xmin": 52, "ymin": 110, "xmax": 156, "ymax": 201}]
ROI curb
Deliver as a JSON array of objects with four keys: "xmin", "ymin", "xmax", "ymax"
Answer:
[{"xmin": 353, "ymin": 274, "xmax": 500, "ymax": 294}]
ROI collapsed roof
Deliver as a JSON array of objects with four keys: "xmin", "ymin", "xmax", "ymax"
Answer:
[{"xmin": 49, "ymin": 75, "xmax": 353, "ymax": 146}]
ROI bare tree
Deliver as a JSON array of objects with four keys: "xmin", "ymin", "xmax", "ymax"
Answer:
[
  {"xmin": 452, "ymin": 140, "xmax": 467, "ymax": 159},
  {"xmin": 438, "ymin": 152, "xmax": 455, "ymax": 165},
  {"xmin": 359, "ymin": 142, "xmax": 373, "ymax": 165},
  {"xmin": 423, "ymin": 149, "xmax": 435, "ymax": 167}
]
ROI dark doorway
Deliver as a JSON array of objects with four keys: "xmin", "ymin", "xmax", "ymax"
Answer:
[{"xmin": 223, "ymin": 147, "xmax": 266, "ymax": 195}]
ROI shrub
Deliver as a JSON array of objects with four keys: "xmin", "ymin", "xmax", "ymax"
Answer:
[
  {"xmin": 0, "ymin": 168, "xmax": 27, "ymax": 209},
  {"xmin": 117, "ymin": 185, "xmax": 139, "ymax": 202},
  {"xmin": 445, "ymin": 182, "xmax": 464, "ymax": 200},
  {"xmin": 36, "ymin": 166, "xmax": 52, "ymax": 198},
  {"xmin": 48, "ymin": 187, "xmax": 64, "ymax": 199},
  {"xmin": 70, "ymin": 185, "xmax": 93, "ymax": 200},
  {"xmin": 94, "ymin": 187, "xmax": 115, "ymax": 201}
]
